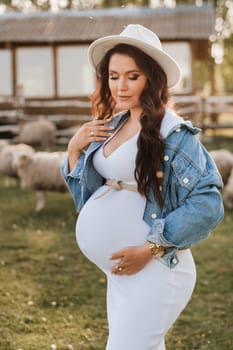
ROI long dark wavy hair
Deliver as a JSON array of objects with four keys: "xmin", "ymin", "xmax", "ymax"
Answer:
[{"xmin": 91, "ymin": 43, "xmax": 169, "ymax": 206}]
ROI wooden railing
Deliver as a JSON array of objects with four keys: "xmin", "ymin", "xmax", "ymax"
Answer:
[
  {"xmin": 0, "ymin": 95, "xmax": 232, "ymax": 142},
  {"xmin": 172, "ymin": 95, "xmax": 233, "ymax": 131}
]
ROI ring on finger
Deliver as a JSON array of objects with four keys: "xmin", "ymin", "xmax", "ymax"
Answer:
[{"xmin": 116, "ymin": 264, "xmax": 123, "ymax": 272}]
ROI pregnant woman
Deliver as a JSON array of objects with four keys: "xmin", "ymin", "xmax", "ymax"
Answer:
[{"xmin": 62, "ymin": 24, "xmax": 224, "ymax": 350}]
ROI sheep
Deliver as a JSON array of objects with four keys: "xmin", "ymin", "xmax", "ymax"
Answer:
[
  {"xmin": 13, "ymin": 151, "xmax": 68, "ymax": 212},
  {"xmin": 0, "ymin": 142, "xmax": 35, "ymax": 187},
  {"xmin": 223, "ymin": 167, "xmax": 233, "ymax": 209},
  {"xmin": 210, "ymin": 149, "xmax": 233, "ymax": 185},
  {"xmin": 16, "ymin": 118, "xmax": 56, "ymax": 147},
  {"xmin": 0, "ymin": 140, "xmax": 9, "ymax": 152}
]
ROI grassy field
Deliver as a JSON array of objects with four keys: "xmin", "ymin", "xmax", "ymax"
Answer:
[{"xmin": 0, "ymin": 142, "xmax": 232, "ymax": 350}]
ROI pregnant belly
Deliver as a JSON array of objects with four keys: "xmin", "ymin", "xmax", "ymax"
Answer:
[{"xmin": 76, "ymin": 186, "xmax": 149, "ymax": 272}]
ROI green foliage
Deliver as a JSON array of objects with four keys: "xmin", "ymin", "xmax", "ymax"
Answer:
[
  {"xmin": 221, "ymin": 37, "xmax": 233, "ymax": 93},
  {"xmin": 0, "ymin": 140, "xmax": 232, "ymax": 349}
]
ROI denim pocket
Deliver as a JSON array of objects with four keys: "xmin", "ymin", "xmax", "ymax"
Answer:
[{"xmin": 170, "ymin": 155, "xmax": 202, "ymax": 205}]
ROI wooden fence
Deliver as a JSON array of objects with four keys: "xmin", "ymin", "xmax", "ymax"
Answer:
[{"xmin": 0, "ymin": 95, "xmax": 232, "ymax": 143}]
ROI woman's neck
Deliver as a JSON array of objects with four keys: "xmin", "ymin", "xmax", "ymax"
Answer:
[
  {"xmin": 129, "ymin": 107, "xmax": 143, "ymax": 122},
  {"xmin": 125, "ymin": 110, "xmax": 142, "ymax": 133}
]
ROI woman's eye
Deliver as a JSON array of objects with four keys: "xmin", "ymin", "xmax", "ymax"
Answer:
[
  {"xmin": 129, "ymin": 75, "xmax": 139, "ymax": 80},
  {"xmin": 109, "ymin": 75, "xmax": 139, "ymax": 80}
]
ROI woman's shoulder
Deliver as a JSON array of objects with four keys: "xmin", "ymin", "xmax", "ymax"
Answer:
[
  {"xmin": 162, "ymin": 108, "xmax": 201, "ymax": 140},
  {"xmin": 163, "ymin": 109, "xmax": 206, "ymax": 163}
]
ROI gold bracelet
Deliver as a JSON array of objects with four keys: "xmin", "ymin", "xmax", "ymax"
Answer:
[{"xmin": 148, "ymin": 242, "xmax": 166, "ymax": 258}]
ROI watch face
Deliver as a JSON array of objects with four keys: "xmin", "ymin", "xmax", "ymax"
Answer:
[
  {"xmin": 154, "ymin": 250, "xmax": 165, "ymax": 258},
  {"xmin": 149, "ymin": 244, "xmax": 164, "ymax": 258}
]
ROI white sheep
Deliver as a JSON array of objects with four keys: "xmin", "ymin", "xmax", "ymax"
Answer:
[
  {"xmin": 17, "ymin": 118, "xmax": 56, "ymax": 147},
  {"xmin": 13, "ymin": 151, "xmax": 68, "ymax": 212},
  {"xmin": 223, "ymin": 167, "xmax": 233, "ymax": 209},
  {"xmin": 0, "ymin": 142, "xmax": 35, "ymax": 187},
  {"xmin": 210, "ymin": 149, "xmax": 233, "ymax": 185},
  {"xmin": 0, "ymin": 140, "xmax": 9, "ymax": 152}
]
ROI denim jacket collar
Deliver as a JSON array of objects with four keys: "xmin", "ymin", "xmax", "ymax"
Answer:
[
  {"xmin": 84, "ymin": 108, "xmax": 200, "ymax": 167},
  {"xmin": 111, "ymin": 108, "xmax": 201, "ymax": 139}
]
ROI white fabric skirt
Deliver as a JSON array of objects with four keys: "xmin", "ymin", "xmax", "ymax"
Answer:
[{"xmin": 105, "ymin": 249, "xmax": 196, "ymax": 350}]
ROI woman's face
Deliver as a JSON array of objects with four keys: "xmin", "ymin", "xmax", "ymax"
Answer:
[{"xmin": 108, "ymin": 53, "xmax": 147, "ymax": 113}]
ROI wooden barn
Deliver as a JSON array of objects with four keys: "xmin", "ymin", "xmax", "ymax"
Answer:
[{"xmin": 0, "ymin": 4, "xmax": 215, "ymax": 101}]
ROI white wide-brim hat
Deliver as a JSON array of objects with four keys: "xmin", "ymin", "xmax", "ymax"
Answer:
[{"xmin": 88, "ymin": 24, "xmax": 182, "ymax": 88}]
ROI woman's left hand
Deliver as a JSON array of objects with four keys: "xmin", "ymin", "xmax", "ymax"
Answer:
[{"xmin": 109, "ymin": 244, "xmax": 152, "ymax": 275}]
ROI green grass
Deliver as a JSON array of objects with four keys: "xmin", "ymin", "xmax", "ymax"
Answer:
[
  {"xmin": 0, "ymin": 150, "xmax": 232, "ymax": 349},
  {"xmin": 0, "ymin": 183, "xmax": 107, "ymax": 350}
]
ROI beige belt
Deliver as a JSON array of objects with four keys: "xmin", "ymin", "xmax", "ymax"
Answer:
[{"xmin": 94, "ymin": 179, "xmax": 138, "ymax": 199}]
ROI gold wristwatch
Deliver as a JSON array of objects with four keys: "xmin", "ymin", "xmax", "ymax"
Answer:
[{"xmin": 147, "ymin": 242, "xmax": 166, "ymax": 258}]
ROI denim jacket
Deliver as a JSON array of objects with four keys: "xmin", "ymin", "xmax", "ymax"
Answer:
[{"xmin": 62, "ymin": 109, "xmax": 224, "ymax": 268}]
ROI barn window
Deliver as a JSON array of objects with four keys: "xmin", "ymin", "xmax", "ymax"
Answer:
[
  {"xmin": 163, "ymin": 42, "xmax": 192, "ymax": 93},
  {"xmin": 57, "ymin": 45, "xmax": 95, "ymax": 97},
  {"xmin": 0, "ymin": 49, "xmax": 12, "ymax": 95},
  {"xmin": 16, "ymin": 47, "xmax": 54, "ymax": 97}
]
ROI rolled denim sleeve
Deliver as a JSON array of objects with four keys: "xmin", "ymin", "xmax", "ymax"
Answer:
[
  {"xmin": 61, "ymin": 152, "xmax": 86, "ymax": 211},
  {"xmin": 62, "ymin": 152, "xmax": 85, "ymax": 181}
]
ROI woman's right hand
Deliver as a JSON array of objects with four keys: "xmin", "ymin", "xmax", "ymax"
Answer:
[{"xmin": 67, "ymin": 117, "xmax": 114, "ymax": 171}]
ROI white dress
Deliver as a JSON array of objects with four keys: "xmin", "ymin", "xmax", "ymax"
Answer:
[{"xmin": 76, "ymin": 132, "xmax": 196, "ymax": 350}]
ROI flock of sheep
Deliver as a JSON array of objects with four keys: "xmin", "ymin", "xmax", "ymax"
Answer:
[
  {"xmin": 0, "ymin": 118, "xmax": 68, "ymax": 211},
  {"xmin": 0, "ymin": 117, "xmax": 233, "ymax": 211}
]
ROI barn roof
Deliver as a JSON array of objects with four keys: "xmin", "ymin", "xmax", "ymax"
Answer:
[{"xmin": 0, "ymin": 4, "xmax": 215, "ymax": 43}]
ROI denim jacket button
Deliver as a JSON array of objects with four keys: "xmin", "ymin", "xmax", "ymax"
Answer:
[
  {"xmin": 151, "ymin": 213, "xmax": 157, "ymax": 219},
  {"xmin": 175, "ymin": 127, "xmax": 181, "ymax": 132},
  {"xmin": 183, "ymin": 177, "xmax": 189, "ymax": 184},
  {"xmin": 172, "ymin": 258, "xmax": 178, "ymax": 264},
  {"xmin": 164, "ymin": 155, "xmax": 169, "ymax": 161}
]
